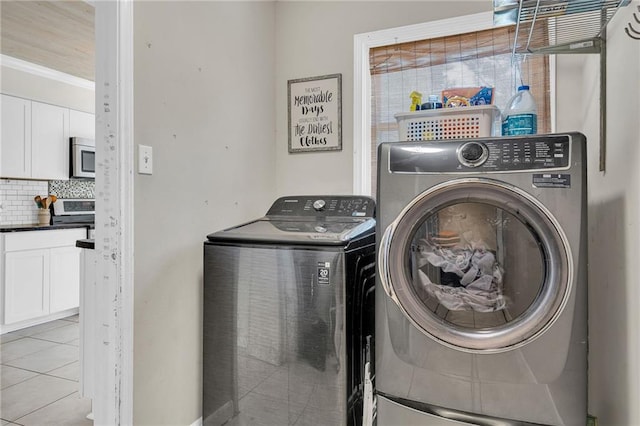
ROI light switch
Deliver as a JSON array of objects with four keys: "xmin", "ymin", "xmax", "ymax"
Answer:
[{"xmin": 138, "ymin": 145, "xmax": 153, "ymax": 175}]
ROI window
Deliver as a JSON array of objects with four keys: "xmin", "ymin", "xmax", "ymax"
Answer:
[{"xmin": 353, "ymin": 12, "xmax": 553, "ymax": 196}]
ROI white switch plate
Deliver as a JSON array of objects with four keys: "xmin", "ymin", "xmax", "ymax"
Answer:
[{"xmin": 138, "ymin": 145, "xmax": 153, "ymax": 175}]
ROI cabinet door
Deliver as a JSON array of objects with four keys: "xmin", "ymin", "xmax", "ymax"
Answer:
[
  {"xmin": 31, "ymin": 101, "xmax": 69, "ymax": 180},
  {"xmin": 1, "ymin": 95, "xmax": 32, "ymax": 178},
  {"xmin": 69, "ymin": 109, "xmax": 95, "ymax": 139},
  {"xmin": 49, "ymin": 246, "xmax": 81, "ymax": 313},
  {"xmin": 4, "ymin": 249, "xmax": 49, "ymax": 324}
]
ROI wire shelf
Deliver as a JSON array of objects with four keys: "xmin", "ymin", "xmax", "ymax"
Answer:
[
  {"xmin": 494, "ymin": 0, "xmax": 631, "ymax": 55},
  {"xmin": 493, "ymin": 0, "xmax": 633, "ymax": 173}
]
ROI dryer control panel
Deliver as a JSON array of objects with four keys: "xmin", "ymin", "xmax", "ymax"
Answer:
[{"xmin": 389, "ymin": 135, "xmax": 571, "ymax": 173}]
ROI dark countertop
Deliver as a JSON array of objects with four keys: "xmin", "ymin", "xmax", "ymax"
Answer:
[
  {"xmin": 76, "ymin": 239, "xmax": 95, "ymax": 250},
  {"xmin": 0, "ymin": 223, "xmax": 93, "ymax": 233}
]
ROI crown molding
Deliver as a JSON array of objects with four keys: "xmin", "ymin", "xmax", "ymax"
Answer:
[{"xmin": 1, "ymin": 54, "xmax": 95, "ymax": 91}]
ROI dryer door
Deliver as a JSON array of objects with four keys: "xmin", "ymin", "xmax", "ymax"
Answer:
[{"xmin": 379, "ymin": 178, "xmax": 572, "ymax": 353}]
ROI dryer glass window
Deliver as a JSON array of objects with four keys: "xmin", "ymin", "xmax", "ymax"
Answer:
[{"xmin": 409, "ymin": 202, "xmax": 545, "ymax": 330}]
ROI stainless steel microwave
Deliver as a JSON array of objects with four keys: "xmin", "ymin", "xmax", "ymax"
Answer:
[{"xmin": 70, "ymin": 137, "xmax": 95, "ymax": 179}]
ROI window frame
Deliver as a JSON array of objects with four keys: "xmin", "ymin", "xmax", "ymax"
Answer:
[{"xmin": 352, "ymin": 11, "xmax": 557, "ymax": 196}]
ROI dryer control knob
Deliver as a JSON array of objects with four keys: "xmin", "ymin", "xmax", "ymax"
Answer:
[
  {"xmin": 458, "ymin": 142, "xmax": 489, "ymax": 167},
  {"xmin": 313, "ymin": 199, "xmax": 326, "ymax": 211}
]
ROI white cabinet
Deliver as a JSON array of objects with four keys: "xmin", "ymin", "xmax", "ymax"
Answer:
[
  {"xmin": 0, "ymin": 94, "xmax": 94, "ymax": 181},
  {"xmin": 31, "ymin": 102, "xmax": 70, "ymax": 180},
  {"xmin": 1, "ymin": 228, "xmax": 86, "ymax": 331},
  {"xmin": 4, "ymin": 249, "xmax": 48, "ymax": 324},
  {"xmin": 69, "ymin": 109, "xmax": 95, "ymax": 139},
  {"xmin": 50, "ymin": 246, "xmax": 81, "ymax": 312},
  {"xmin": 1, "ymin": 94, "xmax": 32, "ymax": 179}
]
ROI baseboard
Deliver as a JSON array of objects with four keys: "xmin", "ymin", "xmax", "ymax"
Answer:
[
  {"xmin": 190, "ymin": 417, "xmax": 203, "ymax": 426},
  {"xmin": 1, "ymin": 308, "xmax": 79, "ymax": 334}
]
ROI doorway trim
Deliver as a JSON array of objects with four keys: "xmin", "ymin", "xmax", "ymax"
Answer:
[{"xmin": 94, "ymin": 1, "xmax": 134, "ymax": 424}]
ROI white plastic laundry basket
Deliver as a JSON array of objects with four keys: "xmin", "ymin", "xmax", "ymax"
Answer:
[{"xmin": 395, "ymin": 105, "xmax": 501, "ymax": 141}]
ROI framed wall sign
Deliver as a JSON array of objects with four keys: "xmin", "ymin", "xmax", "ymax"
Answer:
[{"xmin": 288, "ymin": 73, "xmax": 342, "ymax": 153}]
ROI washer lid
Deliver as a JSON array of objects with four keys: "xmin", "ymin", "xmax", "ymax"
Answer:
[
  {"xmin": 207, "ymin": 195, "xmax": 376, "ymax": 246},
  {"xmin": 207, "ymin": 217, "xmax": 375, "ymax": 246},
  {"xmin": 379, "ymin": 178, "xmax": 572, "ymax": 353}
]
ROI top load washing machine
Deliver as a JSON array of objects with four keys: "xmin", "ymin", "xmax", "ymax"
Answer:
[
  {"xmin": 203, "ymin": 195, "xmax": 376, "ymax": 426},
  {"xmin": 375, "ymin": 133, "xmax": 587, "ymax": 425}
]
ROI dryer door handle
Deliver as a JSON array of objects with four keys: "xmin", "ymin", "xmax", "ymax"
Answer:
[{"xmin": 378, "ymin": 223, "xmax": 397, "ymax": 301}]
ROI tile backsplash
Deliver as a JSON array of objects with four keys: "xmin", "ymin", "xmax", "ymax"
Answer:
[
  {"xmin": 0, "ymin": 179, "xmax": 95, "ymax": 226},
  {"xmin": 0, "ymin": 179, "xmax": 49, "ymax": 225},
  {"xmin": 49, "ymin": 179, "xmax": 95, "ymax": 199}
]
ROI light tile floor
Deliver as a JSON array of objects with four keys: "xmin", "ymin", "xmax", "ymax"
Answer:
[{"xmin": 1, "ymin": 315, "xmax": 92, "ymax": 425}]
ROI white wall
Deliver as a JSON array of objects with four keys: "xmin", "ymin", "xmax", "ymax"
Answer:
[
  {"xmin": 583, "ymin": 2, "xmax": 640, "ymax": 423},
  {"xmin": 0, "ymin": 65, "xmax": 94, "ymax": 113},
  {"xmin": 274, "ymin": 1, "xmax": 490, "ymax": 197},
  {"xmin": 132, "ymin": 2, "xmax": 276, "ymax": 424},
  {"xmin": 129, "ymin": 1, "xmax": 640, "ymax": 424},
  {"xmin": 131, "ymin": 3, "xmax": 492, "ymax": 424},
  {"xmin": 273, "ymin": 1, "xmax": 640, "ymax": 423}
]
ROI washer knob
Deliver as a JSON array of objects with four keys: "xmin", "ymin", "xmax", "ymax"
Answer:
[
  {"xmin": 458, "ymin": 142, "xmax": 489, "ymax": 167},
  {"xmin": 313, "ymin": 199, "xmax": 326, "ymax": 211}
]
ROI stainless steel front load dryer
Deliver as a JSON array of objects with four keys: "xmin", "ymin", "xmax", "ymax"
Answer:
[
  {"xmin": 375, "ymin": 133, "xmax": 587, "ymax": 425},
  {"xmin": 203, "ymin": 196, "xmax": 376, "ymax": 426}
]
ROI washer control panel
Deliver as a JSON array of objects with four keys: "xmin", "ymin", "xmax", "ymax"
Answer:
[
  {"xmin": 312, "ymin": 199, "xmax": 327, "ymax": 211},
  {"xmin": 390, "ymin": 135, "xmax": 571, "ymax": 173},
  {"xmin": 266, "ymin": 196, "xmax": 375, "ymax": 218}
]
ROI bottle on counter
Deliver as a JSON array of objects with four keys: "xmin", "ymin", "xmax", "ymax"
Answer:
[
  {"xmin": 502, "ymin": 85, "xmax": 537, "ymax": 136},
  {"xmin": 421, "ymin": 94, "xmax": 443, "ymax": 110}
]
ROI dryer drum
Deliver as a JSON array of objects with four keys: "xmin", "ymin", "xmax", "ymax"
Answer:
[{"xmin": 378, "ymin": 177, "xmax": 573, "ymax": 353}]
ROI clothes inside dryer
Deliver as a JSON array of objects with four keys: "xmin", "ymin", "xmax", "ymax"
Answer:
[{"xmin": 410, "ymin": 201, "xmax": 545, "ymax": 328}]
